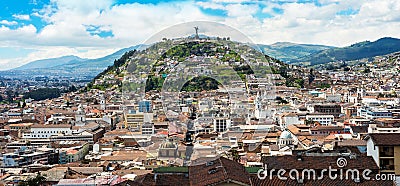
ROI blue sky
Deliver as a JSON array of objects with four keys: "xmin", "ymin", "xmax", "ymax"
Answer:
[{"xmin": 0, "ymin": 0, "xmax": 399, "ymax": 69}]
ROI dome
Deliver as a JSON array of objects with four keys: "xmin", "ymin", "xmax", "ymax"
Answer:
[
  {"xmin": 280, "ymin": 130, "xmax": 292, "ymax": 139},
  {"xmin": 160, "ymin": 140, "xmax": 176, "ymax": 149}
]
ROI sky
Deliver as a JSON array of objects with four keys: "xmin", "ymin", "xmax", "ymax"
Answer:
[{"xmin": 0, "ymin": 0, "xmax": 399, "ymax": 70}]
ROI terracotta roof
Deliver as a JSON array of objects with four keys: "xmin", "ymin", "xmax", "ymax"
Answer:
[
  {"xmin": 9, "ymin": 123, "xmax": 33, "ymax": 127},
  {"xmin": 310, "ymin": 125, "xmax": 344, "ymax": 131},
  {"xmin": 366, "ymin": 133, "xmax": 400, "ymax": 146},
  {"xmin": 350, "ymin": 126, "xmax": 368, "ymax": 134},
  {"xmin": 126, "ymin": 173, "xmax": 189, "ymax": 186},
  {"xmin": 338, "ymin": 139, "xmax": 367, "ymax": 146},
  {"xmin": 189, "ymin": 156, "xmax": 251, "ymax": 186},
  {"xmin": 251, "ymin": 175, "xmax": 394, "ymax": 186},
  {"xmin": 31, "ymin": 124, "xmax": 71, "ymax": 128},
  {"xmin": 101, "ymin": 150, "xmax": 147, "ymax": 161},
  {"xmin": 262, "ymin": 155, "xmax": 378, "ymax": 170}
]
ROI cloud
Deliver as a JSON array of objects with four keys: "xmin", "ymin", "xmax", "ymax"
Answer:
[
  {"xmin": 0, "ymin": 20, "xmax": 18, "ymax": 26},
  {"xmin": 12, "ymin": 14, "xmax": 31, "ymax": 21},
  {"xmin": 1, "ymin": 0, "xmax": 400, "ymax": 70},
  {"xmin": 196, "ymin": 1, "xmax": 226, "ymax": 10},
  {"xmin": 0, "ymin": 25, "xmax": 37, "ymax": 47},
  {"xmin": 0, "ymin": 46, "xmax": 119, "ymax": 70}
]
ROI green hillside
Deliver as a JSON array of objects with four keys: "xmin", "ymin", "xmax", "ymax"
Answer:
[{"xmin": 295, "ymin": 37, "xmax": 400, "ymax": 65}]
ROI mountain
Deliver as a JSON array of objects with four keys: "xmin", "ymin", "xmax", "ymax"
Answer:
[
  {"xmin": 14, "ymin": 55, "xmax": 85, "ymax": 70},
  {"xmin": 294, "ymin": 37, "xmax": 400, "ymax": 66},
  {"xmin": 258, "ymin": 42, "xmax": 334, "ymax": 63},
  {"xmin": 88, "ymin": 38, "xmax": 316, "ymax": 92},
  {"xmin": 43, "ymin": 45, "xmax": 140, "ymax": 74},
  {"xmin": 0, "ymin": 45, "xmax": 141, "ymax": 79}
]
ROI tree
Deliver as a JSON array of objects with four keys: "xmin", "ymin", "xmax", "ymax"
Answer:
[
  {"xmin": 363, "ymin": 68, "xmax": 371, "ymax": 73},
  {"xmin": 23, "ymin": 88, "xmax": 61, "ymax": 101},
  {"xmin": 305, "ymin": 119, "xmax": 314, "ymax": 125},
  {"xmin": 68, "ymin": 85, "xmax": 78, "ymax": 92},
  {"xmin": 18, "ymin": 173, "xmax": 46, "ymax": 186}
]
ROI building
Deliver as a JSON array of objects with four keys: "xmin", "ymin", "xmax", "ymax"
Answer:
[
  {"xmin": 75, "ymin": 104, "xmax": 86, "ymax": 126},
  {"xmin": 213, "ymin": 117, "xmax": 231, "ymax": 132},
  {"xmin": 9, "ymin": 123, "xmax": 33, "ymax": 131},
  {"xmin": 141, "ymin": 122, "xmax": 154, "ymax": 135},
  {"xmin": 2, "ymin": 147, "xmax": 58, "ymax": 167},
  {"xmin": 313, "ymin": 104, "xmax": 342, "ymax": 117},
  {"xmin": 138, "ymin": 100, "xmax": 152, "ymax": 112},
  {"xmin": 158, "ymin": 139, "xmax": 178, "ymax": 160},
  {"xmin": 305, "ymin": 114, "xmax": 335, "ymax": 125},
  {"xmin": 23, "ymin": 124, "xmax": 72, "ymax": 139},
  {"xmin": 124, "ymin": 113, "xmax": 144, "ymax": 130},
  {"xmin": 59, "ymin": 142, "xmax": 89, "ymax": 164},
  {"xmin": 280, "ymin": 113, "xmax": 300, "ymax": 129},
  {"xmin": 357, "ymin": 107, "xmax": 393, "ymax": 119},
  {"xmin": 368, "ymin": 124, "xmax": 400, "ymax": 133},
  {"xmin": 278, "ymin": 130, "xmax": 293, "ymax": 149},
  {"xmin": 189, "ymin": 156, "xmax": 251, "ymax": 186},
  {"xmin": 131, "ymin": 156, "xmax": 251, "ymax": 186},
  {"xmin": 365, "ymin": 133, "xmax": 400, "ymax": 175}
]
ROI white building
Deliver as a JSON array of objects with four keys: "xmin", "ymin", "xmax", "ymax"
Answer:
[
  {"xmin": 213, "ymin": 118, "xmax": 231, "ymax": 132},
  {"xmin": 365, "ymin": 133, "xmax": 400, "ymax": 174},
  {"xmin": 23, "ymin": 124, "xmax": 72, "ymax": 139},
  {"xmin": 75, "ymin": 104, "xmax": 86, "ymax": 126},
  {"xmin": 141, "ymin": 122, "xmax": 155, "ymax": 135},
  {"xmin": 305, "ymin": 114, "xmax": 334, "ymax": 125},
  {"xmin": 357, "ymin": 107, "xmax": 392, "ymax": 119},
  {"xmin": 325, "ymin": 94, "xmax": 341, "ymax": 103},
  {"xmin": 368, "ymin": 124, "xmax": 400, "ymax": 133},
  {"xmin": 280, "ymin": 113, "xmax": 300, "ymax": 129}
]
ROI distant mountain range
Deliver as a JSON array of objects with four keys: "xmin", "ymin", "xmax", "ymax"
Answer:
[
  {"xmin": 292, "ymin": 37, "xmax": 400, "ymax": 65},
  {"xmin": 0, "ymin": 45, "xmax": 140, "ymax": 78},
  {"xmin": 258, "ymin": 42, "xmax": 334, "ymax": 63},
  {"xmin": 14, "ymin": 55, "xmax": 86, "ymax": 70},
  {"xmin": 1, "ymin": 37, "xmax": 400, "ymax": 79}
]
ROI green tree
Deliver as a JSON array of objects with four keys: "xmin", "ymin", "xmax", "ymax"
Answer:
[
  {"xmin": 23, "ymin": 88, "xmax": 61, "ymax": 101},
  {"xmin": 363, "ymin": 68, "xmax": 371, "ymax": 73},
  {"xmin": 18, "ymin": 173, "xmax": 46, "ymax": 186}
]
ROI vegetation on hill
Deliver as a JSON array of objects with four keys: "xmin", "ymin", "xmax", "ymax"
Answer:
[
  {"xmin": 181, "ymin": 76, "xmax": 221, "ymax": 91},
  {"xmin": 145, "ymin": 41, "xmax": 249, "ymax": 92},
  {"xmin": 23, "ymin": 88, "xmax": 61, "ymax": 101},
  {"xmin": 89, "ymin": 39, "xmax": 313, "ymax": 92},
  {"xmin": 259, "ymin": 42, "xmax": 334, "ymax": 63},
  {"xmin": 86, "ymin": 50, "xmax": 136, "ymax": 91}
]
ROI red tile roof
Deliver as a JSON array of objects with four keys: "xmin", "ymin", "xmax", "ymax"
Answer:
[
  {"xmin": 189, "ymin": 156, "xmax": 251, "ymax": 186},
  {"xmin": 262, "ymin": 155, "xmax": 378, "ymax": 170},
  {"xmin": 251, "ymin": 175, "xmax": 395, "ymax": 186},
  {"xmin": 366, "ymin": 133, "xmax": 400, "ymax": 146}
]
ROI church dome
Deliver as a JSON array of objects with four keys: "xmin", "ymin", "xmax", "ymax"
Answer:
[{"xmin": 280, "ymin": 130, "xmax": 292, "ymax": 139}]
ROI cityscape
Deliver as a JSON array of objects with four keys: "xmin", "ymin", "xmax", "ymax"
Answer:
[{"xmin": 0, "ymin": 1, "xmax": 400, "ymax": 186}]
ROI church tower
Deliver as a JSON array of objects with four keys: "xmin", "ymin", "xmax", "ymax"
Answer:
[
  {"xmin": 75, "ymin": 104, "xmax": 86, "ymax": 126},
  {"xmin": 100, "ymin": 96, "xmax": 106, "ymax": 110}
]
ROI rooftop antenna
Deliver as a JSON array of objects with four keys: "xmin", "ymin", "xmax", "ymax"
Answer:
[{"xmin": 194, "ymin": 26, "xmax": 199, "ymax": 39}]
